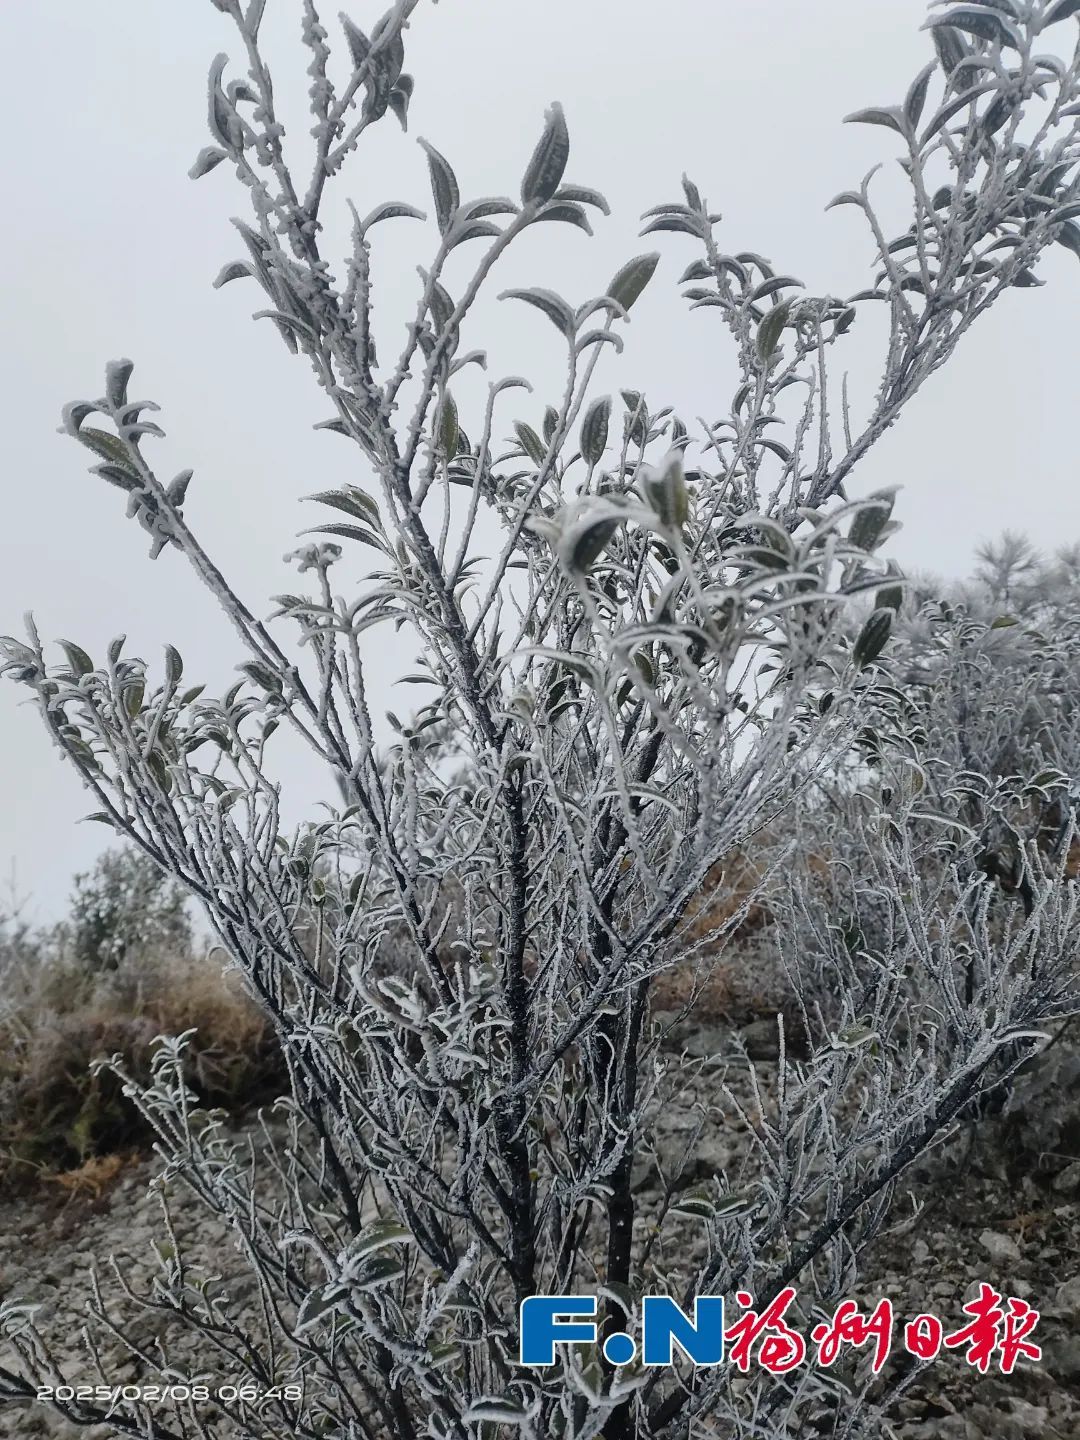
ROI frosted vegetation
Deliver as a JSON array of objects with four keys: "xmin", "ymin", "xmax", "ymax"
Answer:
[{"xmin": 3, "ymin": 1, "xmax": 1080, "ymax": 1435}]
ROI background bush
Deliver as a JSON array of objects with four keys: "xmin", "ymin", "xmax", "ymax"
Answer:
[{"xmin": 0, "ymin": 848, "xmax": 285, "ymax": 1191}]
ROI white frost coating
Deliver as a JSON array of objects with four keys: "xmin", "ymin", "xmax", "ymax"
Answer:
[{"xmin": 3, "ymin": 2, "xmax": 1080, "ymax": 1436}]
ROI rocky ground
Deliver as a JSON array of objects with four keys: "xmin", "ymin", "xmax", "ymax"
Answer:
[
  {"xmin": 1, "ymin": 1018, "xmax": 1077, "ymax": 1440},
  {"xmin": 661, "ymin": 1013, "xmax": 1080, "ymax": 1439}
]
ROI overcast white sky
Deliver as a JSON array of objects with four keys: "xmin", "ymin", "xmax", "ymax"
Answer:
[{"xmin": 2, "ymin": 1, "xmax": 1078, "ymax": 922}]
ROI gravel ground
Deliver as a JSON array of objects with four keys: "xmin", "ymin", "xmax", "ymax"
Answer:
[{"xmin": 1, "ymin": 1020, "xmax": 1078, "ymax": 1440}]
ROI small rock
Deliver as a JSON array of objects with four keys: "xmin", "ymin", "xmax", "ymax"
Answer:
[
  {"xmin": 738, "ymin": 1018, "xmax": 785, "ymax": 1060},
  {"xmin": 977, "ymin": 1228, "xmax": 1021, "ymax": 1264},
  {"xmin": 1003, "ymin": 1399, "xmax": 1049, "ymax": 1432},
  {"xmin": 1046, "ymin": 1273, "xmax": 1080, "ymax": 1322},
  {"xmin": 900, "ymin": 1415, "xmax": 969, "ymax": 1439},
  {"xmin": 1041, "ymin": 1333, "xmax": 1080, "ymax": 1386},
  {"xmin": 679, "ymin": 1025, "xmax": 729, "ymax": 1059},
  {"xmin": 964, "ymin": 1399, "xmax": 1047, "ymax": 1440}
]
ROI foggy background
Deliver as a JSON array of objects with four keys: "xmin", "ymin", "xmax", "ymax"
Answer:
[{"xmin": 2, "ymin": 0, "xmax": 1077, "ymax": 922}]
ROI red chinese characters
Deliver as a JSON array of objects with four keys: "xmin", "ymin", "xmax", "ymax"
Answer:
[
  {"xmin": 710, "ymin": 1283, "xmax": 1040, "ymax": 1375},
  {"xmin": 812, "ymin": 1297, "xmax": 894, "ymax": 1373},
  {"xmin": 724, "ymin": 1288, "xmax": 806, "ymax": 1374},
  {"xmin": 941, "ymin": 1284, "xmax": 1041, "ymax": 1374},
  {"xmin": 904, "ymin": 1312, "xmax": 944, "ymax": 1361}
]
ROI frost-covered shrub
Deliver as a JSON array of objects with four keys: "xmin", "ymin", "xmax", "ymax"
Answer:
[
  {"xmin": 64, "ymin": 845, "xmax": 193, "ymax": 974},
  {"xmin": 3, "ymin": 3, "xmax": 1080, "ymax": 1436},
  {"xmin": 772, "ymin": 536, "xmax": 1080, "ymax": 1146},
  {"xmin": 866, "ymin": 536, "xmax": 1080, "ymax": 918}
]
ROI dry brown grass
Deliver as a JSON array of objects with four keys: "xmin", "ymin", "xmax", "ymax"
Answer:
[
  {"xmin": 0, "ymin": 944, "xmax": 285, "ymax": 1196},
  {"xmin": 650, "ymin": 957, "xmax": 740, "ymax": 1020},
  {"xmin": 41, "ymin": 1151, "xmax": 136, "ymax": 1204},
  {"xmin": 650, "ymin": 843, "xmax": 831, "ymax": 1023}
]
